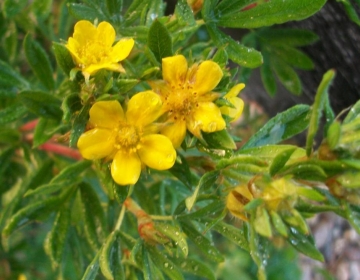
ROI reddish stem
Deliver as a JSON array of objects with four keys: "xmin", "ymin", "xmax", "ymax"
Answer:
[{"xmin": 39, "ymin": 142, "xmax": 82, "ymax": 160}]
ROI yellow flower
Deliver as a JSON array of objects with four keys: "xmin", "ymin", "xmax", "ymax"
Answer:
[
  {"xmin": 220, "ymin": 83, "xmax": 245, "ymax": 122},
  {"xmin": 77, "ymin": 91, "xmax": 176, "ymax": 185},
  {"xmin": 261, "ymin": 178, "xmax": 297, "ymax": 210},
  {"xmin": 66, "ymin": 20, "xmax": 134, "ymax": 80},
  {"xmin": 150, "ymin": 55, "xmax": 226, "ymax": 148},
  {"xmin": 226, "ymin": 185, "xmax": 254, "ymax": 221}
]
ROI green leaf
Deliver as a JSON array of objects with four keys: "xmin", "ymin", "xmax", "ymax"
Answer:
[
  {"xmin": 25, "ymin": 160, "xmax": 91, "ymax": 197},
  {"xmin": 339, "ymin": 0, "xmax": 360, "ymax": 26},
  {"xmin": 81, "ymin": 251, "xmax": 100, "ymax": 280},
  {"xmin": 185, "ymin": 170, "xmax": 220, "ymax": 211},
  {"xmin": 169, "ymin": 153, "xmax": 193, "ymax": 190},
  {"xmin": 148, "ymin": 20, "xmax": 173, "ymax": 63},
  {"xmin": 271, "ymin": 57, "xmax": 302, "ymax": 95},
  {"xmin": 69, "ymin": 99, "xmax": 91, "ymax": 147},
  {"xmin": 260, "ymin": 54, "xmax": 277, "ymax": 96},
  {"xmin": 23, "ymin": 34, "xmax": 55, "ymax": 90},
  {"xmin": 99, "ymin": 230, "xmax": 125, "ymax": 280},
  {"xmin": 33, "ymin": 117, "xmax": 64, "ymax": 148},
  {"xmin": 258, "ymin": 28, "xmax": 319, "ymax": 47},
  {"xmin": 212, "ymin": 221, "xmax": 250, "ymax": 251},
  {"xmin": 270, "ymin": 211, "xmax": 288, "ymax": 237},
  {"xmin": 281, "ymin": 162, "xmax": 327, "ymax": 181},
  {"xmin": 51, "ymin": 160, "xmax": 92, "ymax": 184},
  {"xmin": 180, "ymin": 221, "xmax": 224, "ymax": 262},
  {"xmin": 156, "ymin": 223, "xmax": 188, "ymax": 257},
  {"xmin": 215, "ymin": 0, "xmax": 327, "ymax": 28},
  {"xmin": 2, "ymin": 0, "xmax": 27, "ymax": 18},
  {"xmin": 106, "ymin": 0, "xmax": 123, "ymax": 16},
  {"xmin": 44, "ymin": 205, "xmax": 71, "ymax": 268},
  {"xmin": 242, "ymin": 105, "xmax": 311, "ymax": 149},
  {"xmin": 327, "ymin": 121, "xmax": 341, "ymax": 150},
  {"xmin": 174, "ymin": 0, "xmax": 196, "ymax": 27},
  {"xmin": 170, "ymin": 257, "xmax": 216, "ymax": 280},
  {"xmin": 287, "ymin": 227, "xmax": 324, "ymax": 262},
  {"xmin": 18, "ymin": 90, "xmax": 62, "ymax": 119},
  {"xmin": 206, "ymin": 24, "xmax": 262, "ymax": 68},
  {"xmin": 0, "ymin": 103, "xmax": 27, "ymax": 125},
  {"xmin": 269, "ymin": 147, "xmax": 297, "ymax": 176},
  {"xmin": 2, "ymin": 196, "xmax": 60, "ymax": 237},
  {"xmin": 306, "ymin": 69, "xmax": 336, "ymax": 156},
  {"xmin": 80, "ymin": 183, "xmax": 107, "ymax": 251},
  {"xmin": 343, "ymin": 203, "xmax": 360, "ymax": 234},
  {"xmin": 68, "ymin": 3, "xmax": 106, "ymax": 21},
  {"xmin": 0, "ymin": 60, "xmax": 29, "ymax": 89},
  {"xmin": 202, "ymin": 129, "xmax": 237, "ymax": 150},
  {"xmin": 344, "ymin": 100, "xmax": 360, "ymax": 124},
  {"xmin": 124, "ymin": 0, "xmax": 151, "ymax": 26},
  {"xmin": 274, "ymin": 46, "xmax": 314, "ymax": 70},
  {"xmin": 53, "ymin": 42, "xmax": 75, "ymax": 77},
  {"xmin": 254, "ymin": 208, "xmax": 272, "ymax": 237},
  {"xmin": 146, "ymin": 245, "xmax": 184, "ymax": 280},
  {"xmin": 142, "ymin": 244, "xmax": 162, "ymax": 280},
  {"xmin": 215, "ymin": 0, "xmax": 254, "ymax": 16}
]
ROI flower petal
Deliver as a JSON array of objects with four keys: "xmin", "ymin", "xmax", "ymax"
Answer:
[
  {"xmin": 89, "ymin": 100, "xmax": 125, "ymax": 129},
  {"xmin": 220, "ymin": 96, "xmax": 244, "ymax": 122},
  {"xmin": 126, "ymin": 91, "xmax": 162, "ymax": 127},
  {"xmin": 162, "ymin": 55, "xmax": 188, "ymax": 85},
  {"xmin": 224, "ymin": 83, "xmax": 245, "ymax": 98},
  {"xmin": 111, "ymin": 151, "xmax": 142, "ymax": 185},
  {"xmin": 138, "ymin": 134, "xmax": 176, "ymax": 170},
  {"xmin": 96, "ymin": 21, "xmax": 115, "ymax": 46},
  {"xmin": 189, "ymin": 102, "xmax": 225, "ymax": 133},
  {"xmin": 66, "ymin": 38, "xmax": 83, "ymax": 64},
  {"xmin": 192, "ymin": 61, "xmax": 223, "ymax": 95},
  {"xmin": 111, "ymin": 38, "xmax": 135, "ymax": 62},
  {"xmin": 161, "ymin": 120, "xmax": 187, "ymax": 148},
  {"xmin": 84, "ymin": 63, "xmax": 125, "ymax": 76},
  {"xmin": 77, "ymin": 128, "xmax": 115, "ymax": 159},
  {"xmin": 72, "ymin": 20, "xmax": 96, "ymax": 45}
]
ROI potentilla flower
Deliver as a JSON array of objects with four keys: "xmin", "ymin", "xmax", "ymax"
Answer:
[
  {"xmin": 77, "ymin": 91, "xmax": 176, "ymax": 185},
  {"xmin": 220, "ymin": 83, "xmax": 245, "ymax": 122},
  {"xmin": 226, "ymin": 185, "xmax": 254, "ymax": 221},
  {"xmin": 66, "ymin": 20, "xmax": 134, "ymax": 81},
  {"xmin": 149, "ymin": 55, "xmax": 226, "ymax": 148}
]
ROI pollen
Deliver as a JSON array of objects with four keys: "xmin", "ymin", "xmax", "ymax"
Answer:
[
  {"xmin": 164, "ymin": 85, "xmax": 198, "ymax": 120},
  {"xmin": 114, "ymin": 123, "xmax": 142, "ymax": 150}
]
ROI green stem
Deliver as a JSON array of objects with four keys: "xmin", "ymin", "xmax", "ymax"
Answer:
[
  {"xmin": 150, "ymin": 215, "xmax": 174, "ymax": 221},
  {"xmin": 115, "ymin": 203, "xmax": 126, "ymax": 230}
]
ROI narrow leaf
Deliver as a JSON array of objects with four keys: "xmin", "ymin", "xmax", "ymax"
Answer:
[
  {"xmin": 242, "ymin": 105, "xmax": 310, "ymax": 149},
  {"xmin": 148, "ymin": 20, "xmax": 173, "ymax": 63},
  {"xmin": 215, "ymin": 0, "xmax": 327, "ymax": 28},
  {"xmin": 18, "ymin": 90, "xmax": 62, "ymax": 119},
  {"xmin": 24, "ymin": 34, "xmax": 55, "ymax": 90},
  {"xmin": 306, "ymin": 69, "xmax": 336, "ymax": 156},
  {"xmin": 53, "ymin": 42, "xmax": 75, "ymax": 76}
]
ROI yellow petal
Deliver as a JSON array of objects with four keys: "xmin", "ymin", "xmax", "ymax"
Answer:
[
  {"xmin": 190, "ymin": 102, "xmax": 225, "ymax": 133},
  {"xmin": 162, "ymin": 55, "xmax": 188, "ymax": 85},
  {"xmin": 72, "ymin": 20, "xmax": 96, "ymax": 45},
  {"xmin": 126, "ymin": 91, "xmax": 162, "ymax": 127},
  {"xmin": 138, "ymin": 134, "xmax": 176, "ymax": 170},
  {"xmin": 66, "ymin": 38, "xmax": 83, "ymax": 64},
  {"xmin": 89, "ymin": 100, "xmax": 125, "ymax": 129},
  {"xmin": 220, "ymin": 96, "xmax": 244, "ymax": 122},
  {"xmin": 161, "ymin": 120, "xmax": 187, "ymax": 148},
  {"xmin": 84, "ymin": 63, "xmax": 125, "ymax": 76},
  {"xmin": 192, "ymin": 61, "xmax": 223, "ymax": 95},
  {"xmin": 77, "ymin": 128, "xmax": 115, "ymax": 159},
  {"xmin": 111, "ymin": 38, "xmax": 135, "ymax": 62},
  {"xmin": 111, "ymin": 151, "xmax": 142, "ymax": 185},
  {"xmin": 96, "ymin": 21, "xmax": 115, "ymax": 46},
  {"xmin": 224, "ymin": 83, "xmax": 245, "ymax": 98}
]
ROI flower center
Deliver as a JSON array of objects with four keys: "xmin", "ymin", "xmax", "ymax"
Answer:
[
  {"xmin": 78, "ymin": 41, "xmax": 111, "ymax": 67},
  {"xmin": 114, "ymin": 123, "xmax": 141, "ymax": 152},
  {"xmin": 164, "ymin": 84, "xmax": 198, "ymax": 121}
]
